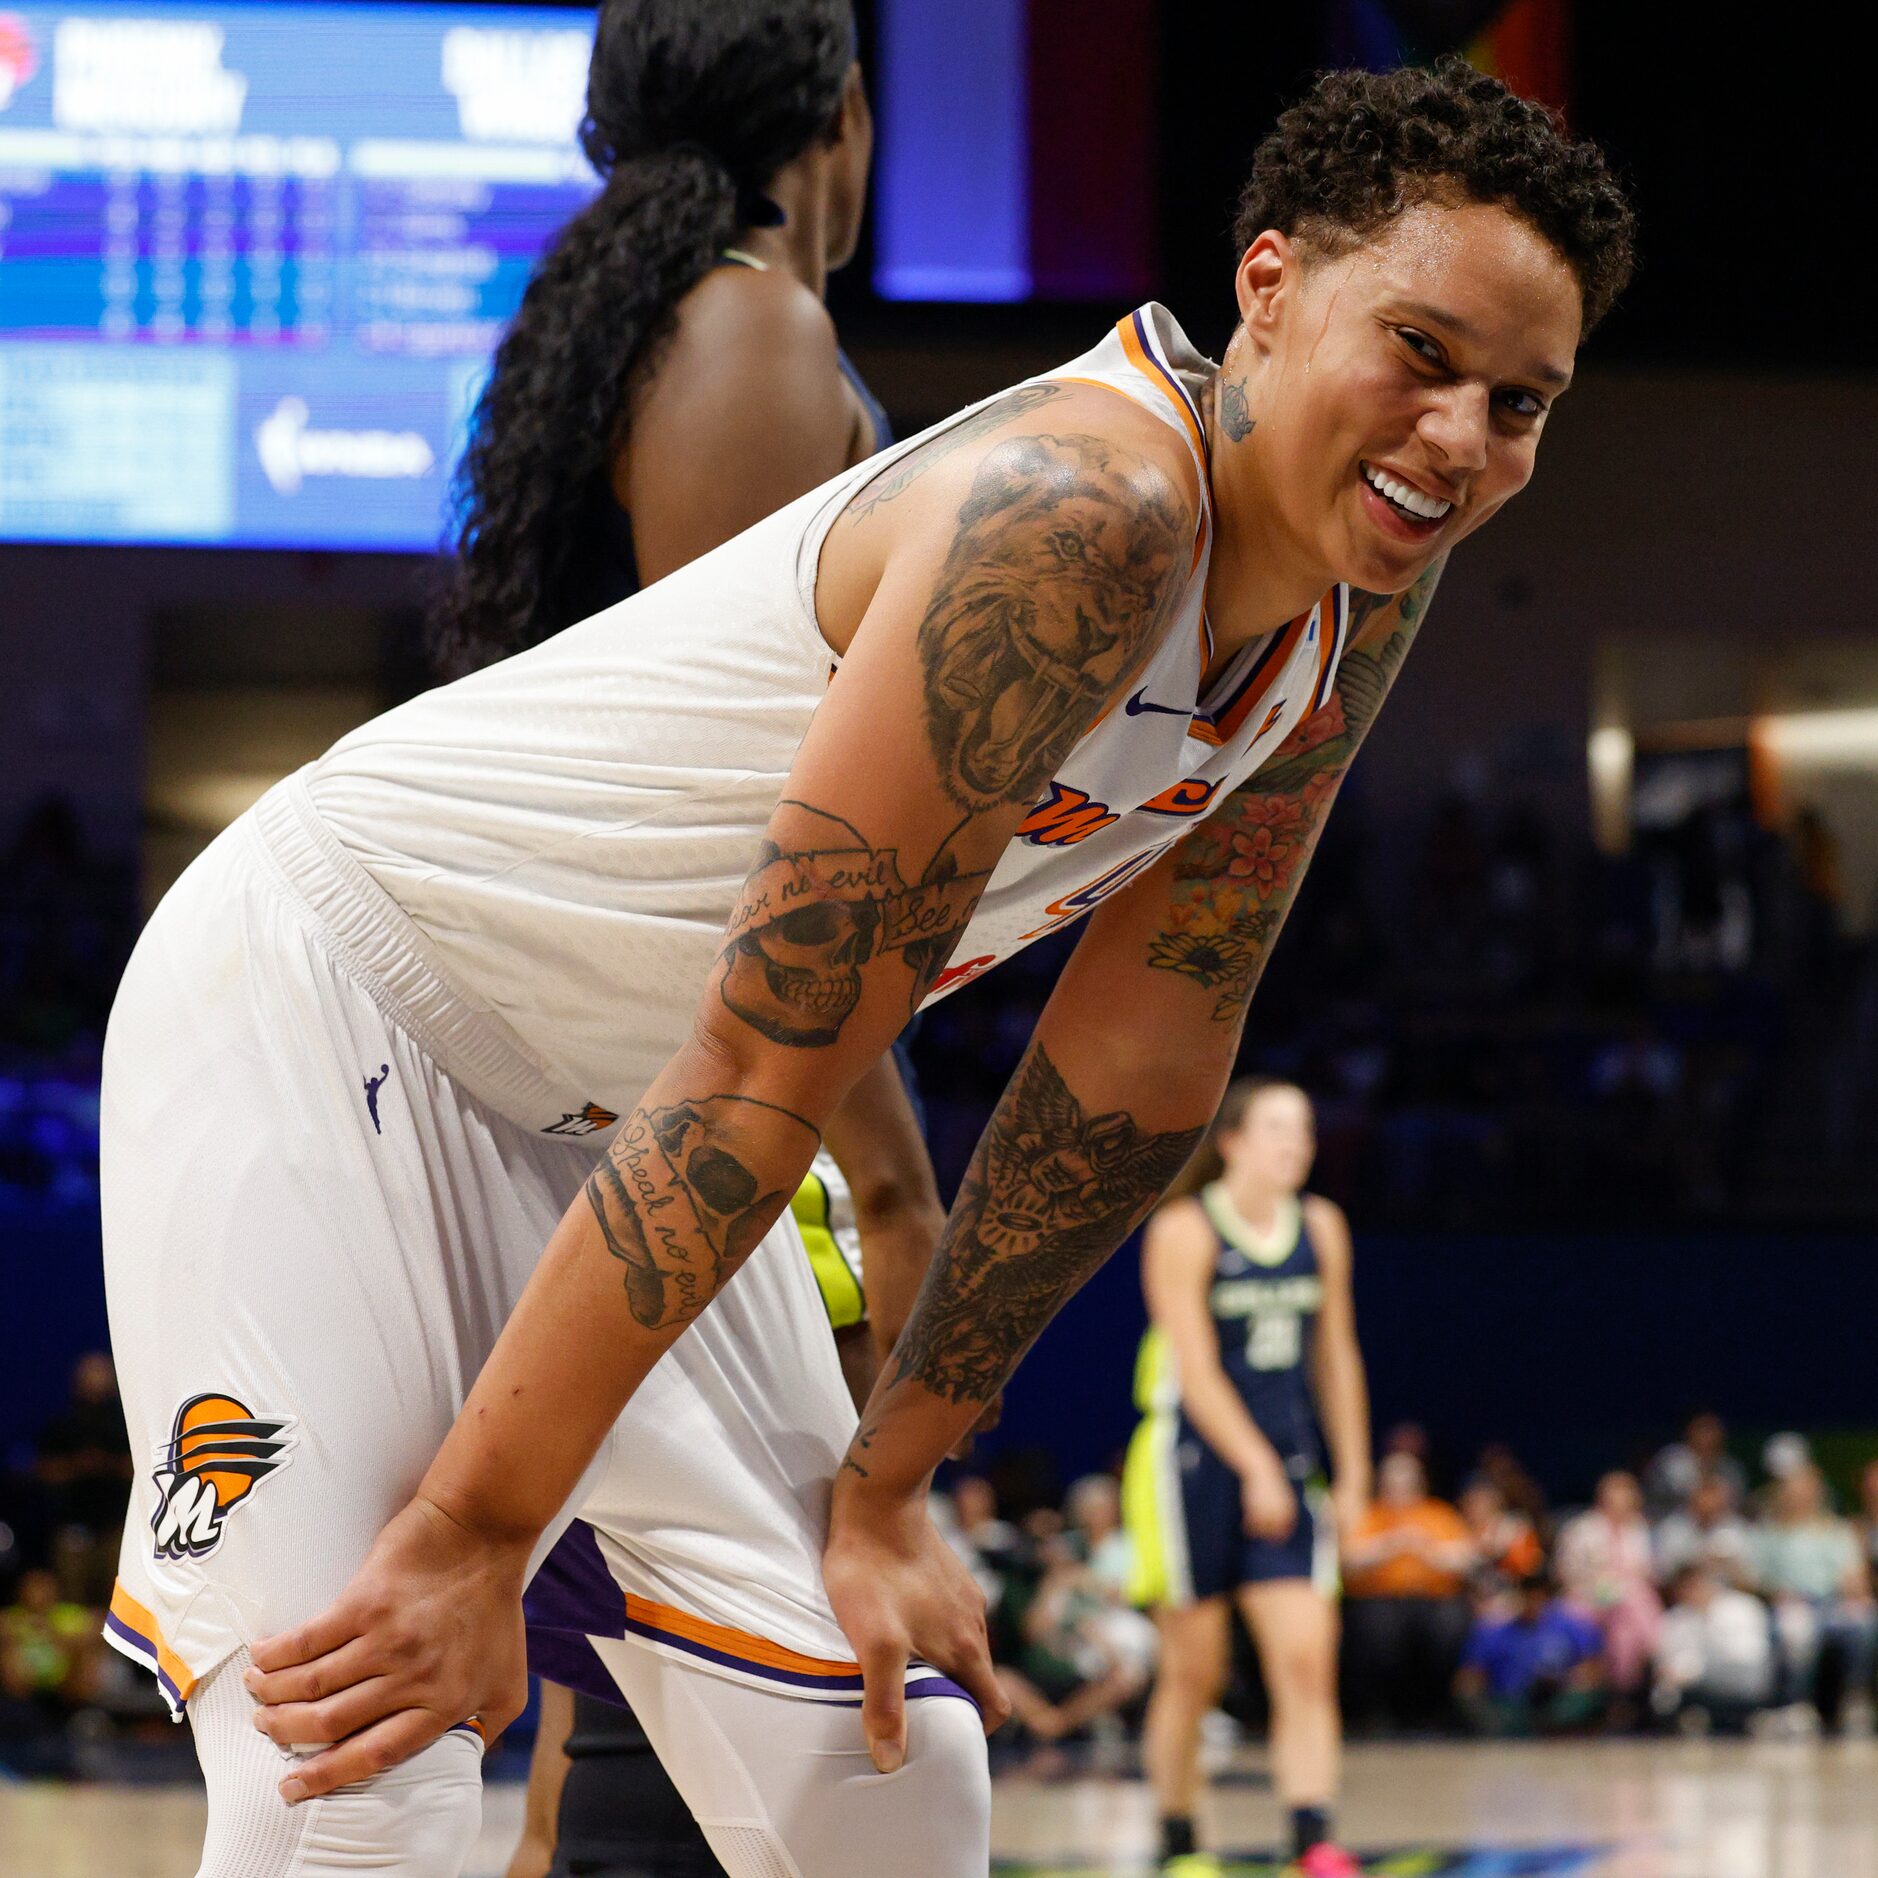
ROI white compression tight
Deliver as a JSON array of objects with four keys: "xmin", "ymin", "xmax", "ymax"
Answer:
[
  {"xmin": 186, "ymin": 1649, "xmax": 484, "ymax": 1878},
  {"xmin": 594, "ymin": 1636, "xmax": 993, "ymax": 1878}
]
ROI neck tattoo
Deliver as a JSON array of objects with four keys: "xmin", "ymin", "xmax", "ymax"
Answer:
[{"xmin": 1218, "ymin": 373, "xmax": 1255, "ymax": 442}]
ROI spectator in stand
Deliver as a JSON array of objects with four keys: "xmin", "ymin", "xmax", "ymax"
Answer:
[
  {"xmin": 1654, "ymin": 1471, "xmax": 1757, "ymax": 1589},
  {"xmin": 1458, "ymin": 1476, "xmax": 1544, "ymax": 1585},
  {"xmin": 1342, "ymin": 1453, "xmax": 1476, "ymax": 1730},
  {"xmin": 1759, "ymin": 1432, "xmax": 1814, "ymax": 1502},
  {"xmin": 1455, "ymin": 1571, "xmax": 1604, "ymax": 1736},
  {"xmin": 932, "ymin": 1487, "xmax": 999, "ymax": 1614},
  {"xmin": 1066, "ymin": 1474, "xmax": 1134, "ymax": 1602},
  {"xmin": 0, "ymin": 1566, "xmax": 99, "ymax": 1715},
  {"xmin": 953, "ymin": 1474, "xmax": 1023, "ymax": 1571},
  {"xmin": 1858, "ymin": 1459, "xmax": 1878, "ymax": 1582},
  {"xmin": 953, "ymin": 1475, "xmax": 1036, "ymax": 1661},
  {"xmin": 1380, "ymin": 1421, "xmax": 1434, "ymax": 1476},
  {"xmin": 1645, "ymin": 1412, "xmax": 1747, "ymax": 1518},
  {"xmin": 1556, "ymin": 1471, "xmax": 1663, "ymax": 1706},
  {"xmin": 34, "ymin": 1350, "xmax": 132, "ymax": 1538},
  {"xmin": 995, "ymin": 1527, "xmax": 1155, "ymax": 1752},
  {"xmin": 1653, "ymin": 1563, "xmax": 1776, "ymax": 1734},
  {"xmin": 1756, "ymin": 1463, "xmax": 1877, "ymax": 1731},
  {"xmin": 1477, "ymin": 1442, "xmax": 1551, "ymax": 1536}
]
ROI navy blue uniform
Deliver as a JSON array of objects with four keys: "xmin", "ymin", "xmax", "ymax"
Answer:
[{"xmin": 1123, "ymin": 1185, "xmax": 1332, "ymax": 1605}]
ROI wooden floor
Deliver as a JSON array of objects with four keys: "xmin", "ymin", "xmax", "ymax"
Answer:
[{"xmin": 6, "ymin": 1739, "xmax": 1876, "ymax": 1876}]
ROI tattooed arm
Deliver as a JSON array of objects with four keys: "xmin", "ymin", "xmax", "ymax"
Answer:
[
  {"xmin": 244, "ymin": 387, "xmax": 1198, "ymax": 1796},
  {"xmin": 1133, "ymin": 556, "xmax": 1443, "ymax": 1025},
  {"xmin": 823, "ymin": 561, "xmax": 1441, "ymax": 1759},
  {"xmin": 842, "ymin": 560, "xmax": 1443, "ymax": 1456},
  {"xmin": 419, "ymin": 415, "xmax": 1190, "ymax": 1471}
]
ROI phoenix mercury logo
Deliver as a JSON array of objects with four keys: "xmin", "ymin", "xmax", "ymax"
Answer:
[
  {"xmin": 150, "ymin": 1393, "xmax": 296, "ymax": 1561},
  {"xmin": 543, "ymin": 1102, "xmax": 619, "ymax": 1137}
]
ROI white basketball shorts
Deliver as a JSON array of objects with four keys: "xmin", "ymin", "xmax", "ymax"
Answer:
[{"xmin": 101, "ymin": 789, "xmax": 966, "ymax": 1718}]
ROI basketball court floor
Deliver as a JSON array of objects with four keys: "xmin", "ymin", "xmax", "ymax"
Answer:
[{"xmin": 5, "ymin": 1739, "xmax": 1874, "ymax": 1877}]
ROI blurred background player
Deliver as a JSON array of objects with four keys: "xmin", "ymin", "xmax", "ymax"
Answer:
[
  {"xmin": 1125, "ymin": 1080, "xmax": 1371, "ymax": 1876},
  {"xmin": 433, "ymin": 0, "xmax": 887, "ymax": 672}
]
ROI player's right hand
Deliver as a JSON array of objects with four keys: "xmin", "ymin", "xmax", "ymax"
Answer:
[
  {"xmin": 244, "ymin": 1493, "xmax": 532, "ymax": 1803},
  {"xmin": 1240, "ymin": 1456, "xmax": 1299, "ymax": 1541}
]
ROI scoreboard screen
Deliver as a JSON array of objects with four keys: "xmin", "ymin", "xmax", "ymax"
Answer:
[{"xmin": 0, "ymin": 3, "xmax": 599, "ymax": 549}]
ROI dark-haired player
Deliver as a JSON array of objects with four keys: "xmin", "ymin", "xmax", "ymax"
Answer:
[
  {"xmin": 434, "ymin": 0, "xmax": 884, "ymax": 671},
  {"xmin": 102, "ymin": 57, "xmax": 1634, "ymax": 1877}
]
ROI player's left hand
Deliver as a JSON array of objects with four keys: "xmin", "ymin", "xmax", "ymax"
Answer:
[
  {"xmin": 244, "ymin": 1494, "xmax": 531, "ymax": 1802},
  {"xmin": 825, "ymin": 1476, "xmax": 1010, "ymax": 1772}
]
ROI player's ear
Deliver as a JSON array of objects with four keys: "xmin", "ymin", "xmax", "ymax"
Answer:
[{"xmin": 1233, "ymin": 232, "xmax": 1293, "ymax": 361}]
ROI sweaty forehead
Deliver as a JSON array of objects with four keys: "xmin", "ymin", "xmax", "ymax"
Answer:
[{"xmin": 1336, "ymin": 200, "xmax": 1582, "ymax": 368}]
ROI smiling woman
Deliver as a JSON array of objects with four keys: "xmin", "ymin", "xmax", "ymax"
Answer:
[
  {"xmin": 1196, "ymin": 59, "xmax": 1631, "ymax": 634},
  {"xmin": 96, "ymin": 53, "xmax": 1632, "ymax": 1878}
]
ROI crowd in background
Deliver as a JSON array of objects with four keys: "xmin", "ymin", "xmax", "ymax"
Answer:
[
  {"xmin": 1, "ymin": 783, "xmax": 1873, "ymax": 1775},
  {"xmin": 937, "ymin": 1411, "xmax": 1878, "ymax": 1768},
  {"xmin": 0, "ymin": 1353, "xmax": 168, "ymax": 1774},
  {"xmin": 5, "ymin": 1359, "xmax": 1878, "ymax": 1777},
  {"xmin": 916, "ymin": 782, "xmax": 1873, "ymax": 1232},
  {"xmin": 3, "ymin": 783, "xmax": 1873, "ymax": 1232}
]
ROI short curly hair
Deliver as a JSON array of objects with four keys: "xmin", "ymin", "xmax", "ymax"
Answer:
[{"xmin": 1235, "ymin": 59, "xmax": 1635, "ymax": 334}]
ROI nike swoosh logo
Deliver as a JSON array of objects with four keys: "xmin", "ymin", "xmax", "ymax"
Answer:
[{"xmin": 1124, "ymin": 689, "xmax": 1194, "ymax": 720}]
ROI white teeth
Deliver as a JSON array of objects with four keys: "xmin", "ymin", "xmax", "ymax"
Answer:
[{"xmin": 1363, "ymin": 463, "xmax": 1451, "ymax": 522}]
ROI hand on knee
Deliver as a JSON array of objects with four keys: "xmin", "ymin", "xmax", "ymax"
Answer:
[{"xmin": 299, "ymin": 1731, "xmax": 484, "ymax": 1877}]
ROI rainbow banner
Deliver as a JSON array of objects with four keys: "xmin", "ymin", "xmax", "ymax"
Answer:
[{"xmin": 1324, "ymin": 0, "xmax": 1571, "ymax": 118}]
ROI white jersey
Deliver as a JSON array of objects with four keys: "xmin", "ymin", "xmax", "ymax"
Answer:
[{"xmin": 303, "ymin": 304, "xmax": 1350, "ymax": 1130}]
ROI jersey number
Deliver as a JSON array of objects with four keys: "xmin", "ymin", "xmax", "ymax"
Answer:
[{"xmin": 1245, "ymin": 1313, "xmax": 1301, "ymax": 1372}]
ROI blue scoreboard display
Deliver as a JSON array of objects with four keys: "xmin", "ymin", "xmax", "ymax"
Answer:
[{"xmin": 0, "ymin": 2, "xmax": 599, "ymax": 548}]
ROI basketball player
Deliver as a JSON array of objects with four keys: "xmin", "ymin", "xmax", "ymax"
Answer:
[
  {"xmin": 101, "ymin": 58, "xmax": 1633, "ymax": 1878},
  {"xmin": 1125, "ymin": 1080, "xmax": 1367, "ymax": 1877}
]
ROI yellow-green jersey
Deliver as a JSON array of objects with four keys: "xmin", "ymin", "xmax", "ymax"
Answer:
[{"xmin": 792, "ymin": 1149, "xmax": 866, "ymax": 1331}]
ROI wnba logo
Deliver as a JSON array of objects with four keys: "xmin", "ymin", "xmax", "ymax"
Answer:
[{"xmin": 150, "ymin": 1393, "xmax": 296, "ymax": 1561}]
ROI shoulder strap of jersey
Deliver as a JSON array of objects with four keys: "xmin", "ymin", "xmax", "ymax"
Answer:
[{"xmin": 1045, "ymin": 306, "xmax": 1213, "ymax": 523}]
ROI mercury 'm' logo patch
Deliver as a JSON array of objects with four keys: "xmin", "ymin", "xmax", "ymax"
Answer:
[{"xmin": 150, "ymin": 1393, "xmax": 296, "ymax": 1561}]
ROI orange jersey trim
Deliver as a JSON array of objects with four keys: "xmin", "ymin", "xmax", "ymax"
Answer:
[
  {"xmin": 622, "ymin": 1593, "xmax": 862, "ymax": 1682},
  {"xmin": 1187, "ymin": 609, "xmax": 1313, "ymax": 747},
  {"xmin": 107, "ymin": 1582, "xmax": 199, "ymax": 1704},
  {"xmin": 1114, "ymin": 314, "xmax": 1209, "ymax": 470}
]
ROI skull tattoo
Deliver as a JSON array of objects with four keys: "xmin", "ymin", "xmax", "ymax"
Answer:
[{"xmin": 719, "ymin": 895, "xmax": 883, "ymax": 1047}]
